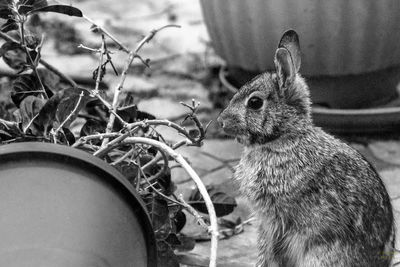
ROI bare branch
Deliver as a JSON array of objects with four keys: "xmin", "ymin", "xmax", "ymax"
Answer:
[
  {"xmin": 82, "ymin": 14, "xmax": 131, "ymax": 53},
  {"xmin": 52, "ymin": 91, "xmax": 84, "ymax": 137},
  {"xmin": 102, "ymin": 25, "xmax": 181, "ymax": 148},
  {"xmin": 94, "ymin": 34, "xmax": 106, "ymax": 94}
]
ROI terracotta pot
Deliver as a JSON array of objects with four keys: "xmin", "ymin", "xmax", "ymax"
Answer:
[
  {"xmin": 0, "ymin": 142, "xmax": 157, "ymax": 267},
  {"xmin": 200, "ymin": 0, "xmax": 400, "ymax": 109}
]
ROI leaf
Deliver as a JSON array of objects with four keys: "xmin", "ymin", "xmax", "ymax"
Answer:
[
  {"xmin": 33, "ymin": 87, "xmax": 89, "ymax": 133},
  {"xmin": 80, "ymin": 119, "xmax": 106, "ymax": 137},
  {"xmin": 55, "ymin": 88, "xmax": 91, "ymax": 128},
  {"xmin": 1, "ymin": 19, "xmax": 17, "ymax": 32},
  {"xmin": 25, "ymin": 33, "xmax": 41, "ymax": 49},
  {"xmin": 114, "ymin": 161, "xmax": 138, "ymax": 184},
  {"xmin": 28, "ymin": 5, "xmax": 83, "ymax": 17},
  {"xmin": 11, "ymin": 73, "xmax": 52, "ymax": 107},
  {"xmin": 37, "ymin": 68, "xmax": 60, "ymax": 90},
  {"xmin": 188, "ymin": 185, "xmax": 237, "ymax": 217},
  {"xmin": 114, "ymin": 103, "xmax": 137, "ymax": 130},
  {"xmin": 117, "ymin": 104, "xmax": 137, "ymax": 123},
  {"xmin": 143, "ymin": 195, "xmax": 170, "ymax": 231},
  {"xmin": 165, "ymin": 233, "xmax": 195, "ymax": 252},
  {"xmin": 18, "ymin": 0, "xmax": 47, "ymax": 14},
  {"xmin": 188, "ymin": 129, "xmax": 200, "ymax": 139},
  {"xmin": 0, "ymin": 41, "xmax": 27, "ymax": 71},
  {"xmin": 0, "ymin": 0, "xmax": 12, "ymax": 19},
  {"xmin": 11, "ymin": 74, "xmax": 40, "ymax": 107},
  {"xmin": 137, "ymin": 110, "xmax": 156, "ymax": 121},
  {"xmin": 0, "ymin": 119, "xmax": 22, "ymax": 141},
  {"xmin": 156, "ymin": 241, "xmax": 179, "ymax": 267},
  {"xmin": 19, "ymin": 95, "xmax": 45, "ymax": 131},
  {"xmin": 60, "ymin": 127, "xmax": 75, "ymax": 145},
  {"xmin": 33, "ymin": 90, "xmax": 61, "ymax": 132},
  {"xmin": 173, "ymin": 210, "xmax": 186, "ymax": 233}
]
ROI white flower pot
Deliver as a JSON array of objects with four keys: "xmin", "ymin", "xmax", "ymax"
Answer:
[{"xmin": 200, "ymin": 0, "xmax": 400, "ymax": 76}]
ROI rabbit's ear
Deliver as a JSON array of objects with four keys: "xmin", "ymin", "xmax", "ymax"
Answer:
[
  {"xmin": 274, "ymin": 47, "xmax": 295, "ymax": 88},
  {"xmin": 278, "ymin": 29, "xmax": 301, "ymax": 73}
]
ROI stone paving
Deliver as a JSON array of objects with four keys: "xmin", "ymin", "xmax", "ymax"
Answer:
[{"xmin": 10, "ymin": 0, "xmax": 400, "ymax": 266}]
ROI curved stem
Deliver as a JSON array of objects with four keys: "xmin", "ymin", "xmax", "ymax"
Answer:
[
  {"xmin": 122, "ymin": 137, "xmax": 218, "ymax": 267},
  {"xmin": 102, "ymin": 25, "xmax": 181, "ymax": 148}
]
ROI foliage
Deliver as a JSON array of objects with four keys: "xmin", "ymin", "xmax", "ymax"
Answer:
[{"xmin": 0, "ymin": 1, "xmax": 239, "ymax": 266}]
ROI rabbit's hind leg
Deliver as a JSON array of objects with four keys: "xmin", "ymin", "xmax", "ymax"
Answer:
[{"xmin": 299, "ymin": 241, "xmax": 392, "ymax": 267}]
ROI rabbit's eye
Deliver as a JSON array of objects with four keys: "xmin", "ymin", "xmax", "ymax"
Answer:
[{"xmin": 247, "ymin": 96, "xmax": 263, "ymax": 110}]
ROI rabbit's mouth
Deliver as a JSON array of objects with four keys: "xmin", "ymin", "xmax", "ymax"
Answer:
[{"xmin": 235, "ymin": 136, "xmax": 247, "ymax": 144}]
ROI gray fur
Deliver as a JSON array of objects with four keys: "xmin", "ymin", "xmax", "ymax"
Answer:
[{"xmin": 218, "ymin": 30, "xmax": 395, "ymax": 267}]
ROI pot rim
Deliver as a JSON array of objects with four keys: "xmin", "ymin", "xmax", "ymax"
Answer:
[{"xmin": 0, "ymin": 142, "xmax": 158, "ymax": 267}]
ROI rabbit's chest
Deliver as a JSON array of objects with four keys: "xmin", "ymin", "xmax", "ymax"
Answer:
[{"xmin": 235, "ymin": 149, "xmax": 306, "ymax": 202}]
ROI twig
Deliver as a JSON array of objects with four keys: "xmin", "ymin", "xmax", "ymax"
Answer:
[
  {"xmin": 177, "ymin": 194, "xmax": 209, "ymax": 230},
  {"xmin": 93, "ymin": 126, "xmax": 139, "ymax": 157},
  {"xmin": 78, "ymin": 44, "xmax": 100, "ymax": 53},
  {"xmin": 18, "ymin": 21, "xmax": 48, "ymax": 99},
  {"xmin": 94, "ymin": 34, "xmax": 106, "ymax": 94},
  {"xmin": 127, "ymin": 118, "xmax": 204, "ymax": 146},
  {"xmin": 90, "ymin": 92, "xmax": 126, "ymax": 125},
  {"xmin": 72, "ymin": 132, "xmax": 122, "ymax": 148},
  {"xmin": 23, "ymin": 113, "xmax": 39, "ymax": 133},
  {"xmin": 83, "ymin": 14, "xmax": 130, "ymax": 53},
  {"xmin": 139, "ymin": 167, "xmax": 183, "ymax": 206},
  {"xmin": 122, "ymin": 137, "xmax": 218, "ymax": 267},
  {"xmin": 52, "ymin": 91, "xmax": 84, "ymax": 137},
  {"xmin": 110, "ymin": 147, "xmax": 136, "ymax": 166},
  {"xmin": 102, "ymin": 25, "xmax": 180, "ymax": 148},
  {"xmin": 0, "ymin": 118, "xmax": 19, "ymax": 128},
  {"xmin": 139, "ymin": 147, "xmax": 169, "ymax": 185},
  {"xmin": 141, "ymin": 140, "xmax": 187, "ymax": 171}
]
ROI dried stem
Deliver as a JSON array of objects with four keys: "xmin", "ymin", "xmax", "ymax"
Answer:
[
  {"xmin": 90, "ymin": 92, "xmax": 126, "ymax": 125},
  {"xmin": 52, "ymin": 91, "xmax": 84, "ymax": 137},
  {"xmin": 177, "ymin": 194, "xmax": 209, "ymax": 230},
  {"xmin": 139, "ymin": 146, "xmax": 169, "ymax": 185},
  {"xmin": 127, "ymin": 118, "xmax": 204, "ymax": 146},
  {"xmin": 110, "ymin": 147, "xmax": 136, "ymax": 166},
  {"xmin": 19, "ymin": 20, "xmax": 48, "ymax": 99},
  {"xmin": 0, "ymin": 118, "xmax": 19, "ymax": 128},
  {"xmin": 82, "ymin": 14, "xmax": 130, "ymax": 53},
  {"xmin": 140, "ymin": 167, "xmax": 183, "ymax": 207},
  {"xmin": 94, "ymin": 126, "xmax": 139, "ymax": 157},
  {"xmin": 102, "ymin": 25, "xmax": 180, "ymax": 148},
  {"xmin": 72, "ymin": 132, "xmax": 122, "ymax": 148},
  {"xmin": 122, "ymin": 137, "xmax": 218, "ymax": 267},
  {"xmin": 94, "ymin": 34, "xmax": 106, "ymax": 94}
]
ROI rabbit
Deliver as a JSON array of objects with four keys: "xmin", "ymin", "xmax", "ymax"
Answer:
[{"xmin": 217, "ymin": 30, "xmax": 395, "ymax": 267}]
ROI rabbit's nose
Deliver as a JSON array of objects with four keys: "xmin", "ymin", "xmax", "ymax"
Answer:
[{"xmin": 217, "ymin": 114, "xmax": 226, "ymax": 129}]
